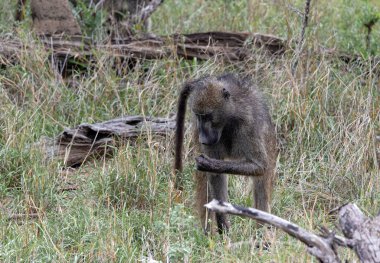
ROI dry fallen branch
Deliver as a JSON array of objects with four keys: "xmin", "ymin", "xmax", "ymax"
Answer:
[
  {"xmin": 41, "ymin": 115, "xmax": 175, "ymax": 167},
  {"xmin": 206, "ymin": 200, "xmax": 380, "ymax": 263},
  {"xmin": 1, "ymin": 31, "xmax": 376, "ymax": 73},
  {"xmin": 0, "ymin": 32, "xmax": 286, "ymax": 66},
  {"xmin": 205, "ymin": 200, "xmax": 339, "ymax": 262}
]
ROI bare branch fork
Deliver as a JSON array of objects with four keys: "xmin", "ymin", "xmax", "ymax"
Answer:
[
  {"xmin": 206, "ymin": 200, "xmax": 340, "ymax": 262},
  {"xmin": 205, "ymin": 200, "xmax": 380, "ymax": 263},
  {"xmin": 122, "ymin": 0, "xmax": 164, "ymax": 29}
]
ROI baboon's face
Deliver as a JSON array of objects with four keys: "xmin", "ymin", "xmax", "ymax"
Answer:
[
  {"xmin": 194, "ymin": 111, "xmax": 224, "ymax": 146},
  {"xmin": 191, "ymin": 81, "xmax": 231, "ymax": 146}
]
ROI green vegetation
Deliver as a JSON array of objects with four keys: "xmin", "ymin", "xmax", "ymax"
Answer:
[{"xmin": 0, "ymin": 0, "xmax": 379, "ymax": 262}]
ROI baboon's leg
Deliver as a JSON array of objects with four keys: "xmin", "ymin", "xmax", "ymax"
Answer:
[
  {"xmin": 194, "ymin": 170, "xmax": 211, "ymax": 233},
  {"xmin": 208, "ymin": 173, "xmax": 230, "ymax": 234},
  {"xmin": 252, "ymin": 174, "xmax": 272, "ymax": 213}
]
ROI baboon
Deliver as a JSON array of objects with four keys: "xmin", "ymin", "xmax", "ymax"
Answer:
[{"xmin": 174, "ymin": 74, "xmax": 278, "ymax": 234}]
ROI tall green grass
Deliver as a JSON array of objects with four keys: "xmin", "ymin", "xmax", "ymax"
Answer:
[{"xmin": 0, "ymin": 0, "xmax": 379, "ymax": 262}]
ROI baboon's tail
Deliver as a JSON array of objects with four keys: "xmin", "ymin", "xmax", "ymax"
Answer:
[{"xmin": 174, "ymin": 83, "xmax": 194, "ymax": 190}]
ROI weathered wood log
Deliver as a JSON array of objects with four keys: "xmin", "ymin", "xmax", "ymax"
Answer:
[
  {"xmin": 338, "ymin": 204, "xmax": 380, "ymax": 263},
  {"xmin": 0, "ymin": 32, "xmax": 286, "ymax": 67},
  {"xmin": 1, "ymin": 32, "xmax": 376, "ymax": 72},
  {"xmin": 206, "ymin": 200, "xmax": 380, "ymax": 263},
  {"xmin": 41, "ymin": 115, "xmax": 175, "ymax": 167},
  {"xmin": 205, "ymin": 199, "xmax": 340, "ymax": 263}
]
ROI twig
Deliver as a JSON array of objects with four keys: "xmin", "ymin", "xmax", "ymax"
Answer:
[
  {"xmin": 58, "ymin": 185, "xmax": 79, "ymax": 192},
  {"xmin": 291, "ymin": 0, "xmax": 312, "ymax": 75},
  {"xmin": 94, "ymin": 0, "xmax": 106, "ymax": 11},
  {"xmin": 318, "ymin": 226, "xmax": 354, "ymax": 248},
  {"xmin": 299, "ymin": 0, "xmax": 311, "ymax": 48},
  {"xmin": 7, "ymin": 213, "xmax": 39, "ymax": 221},
  {"xmin": 130, "ymin": 0, "xmax": 164, "ymax": 26},
  {"xmin": 364, "ymin": 18, "xmax": 379, "ymax": 53},
  {"xmin": 287, "ymin": 4, "xmax": 303, "ymax": 18}
]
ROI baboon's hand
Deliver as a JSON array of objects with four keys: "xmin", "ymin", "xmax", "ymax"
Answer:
[{"xmin": 195, "ymin": 154, "xmax": 220, "ymax": 172}]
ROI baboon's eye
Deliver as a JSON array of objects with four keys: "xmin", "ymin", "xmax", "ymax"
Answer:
[
  {"xmin": 195, "ymin": 113, "xmax": 213, "ymax": 122},
  {"xmin": 203, "ymin": 114, "xmax": 213, "ymax": 122},
  {"xmin": 222, "ymin": 88, "xmax": 230, "ymax": 100}
]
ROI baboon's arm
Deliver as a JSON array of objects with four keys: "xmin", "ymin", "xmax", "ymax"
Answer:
[{"xmin": 195, "ymin": 154, "xmax": 266, "ymax": 176}]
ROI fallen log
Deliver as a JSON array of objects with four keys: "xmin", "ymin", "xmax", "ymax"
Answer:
[
  {"xmin": 338, "ymin": 203, "xmax": 380, "ymax": 262},
  {"xmin": 0, "ymin": 32, "xmax": 286, "ymax": 66},
  {"xmin": 1, "ymin": 32, "xmax": 377, "ymax": 73},
  {"xmin": 41, "ymin": 115, "xmax": 175, "ymax": 167},
  {"xmin": 205, "ymin": 200, "xmax": 380, "ymax": 263}
]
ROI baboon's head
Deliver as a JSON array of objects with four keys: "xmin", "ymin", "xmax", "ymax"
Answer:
[{"xmin": 190, "ymin": 77, "xmax": 234, "ymax": 146}]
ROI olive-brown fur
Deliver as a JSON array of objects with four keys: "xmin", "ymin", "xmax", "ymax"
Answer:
[{"xmin": 174, "ymin": 74, "xmax": 278, "ymax": 234}]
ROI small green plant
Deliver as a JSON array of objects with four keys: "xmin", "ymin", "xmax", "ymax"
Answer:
[
  {"xmin": 71, "ymin": 0, "xmax": 107, "ymax": 37},
  {"xmin": 336, "ymin": 0, "xmax": 380, "ymax": 56}
]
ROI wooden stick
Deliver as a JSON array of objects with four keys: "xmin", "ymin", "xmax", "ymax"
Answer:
[
  {"xmin": 291, "ymin": 0, "xmax": 312, "ymax": 75},
  {"xmin": 206, "ymin": 200, "xmax": 380, "ymax": 263},
  {"xmin": 205, "ymin": 199, "xmax": 340, "ymax": 263}
]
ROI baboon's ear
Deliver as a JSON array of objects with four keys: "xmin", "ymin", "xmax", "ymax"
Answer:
[{"xmin": 222, "ymin": 88, "xmax": 230, "ymax": 100}]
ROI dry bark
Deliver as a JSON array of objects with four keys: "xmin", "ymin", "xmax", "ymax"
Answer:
[
  {"xmin": 206, "ymin": 200, "xmax": 380, "ymax": 263},
  {"xmin": 41, "ymin": 115, "xmax": 175, "ymax": 167},
  {"xmin": 338, "ymin": 204, "xmax": 380, "ymax": 263}
]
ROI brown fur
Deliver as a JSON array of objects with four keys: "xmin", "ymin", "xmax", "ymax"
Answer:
[{"xmin": 174, "ymin": 74, "xmax": 278, "ymax": 234}]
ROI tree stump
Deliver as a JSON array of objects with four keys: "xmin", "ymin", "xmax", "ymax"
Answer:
[{"xmin": 31, "ymin": 0, "xmax": 82, "ymax": 35}]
